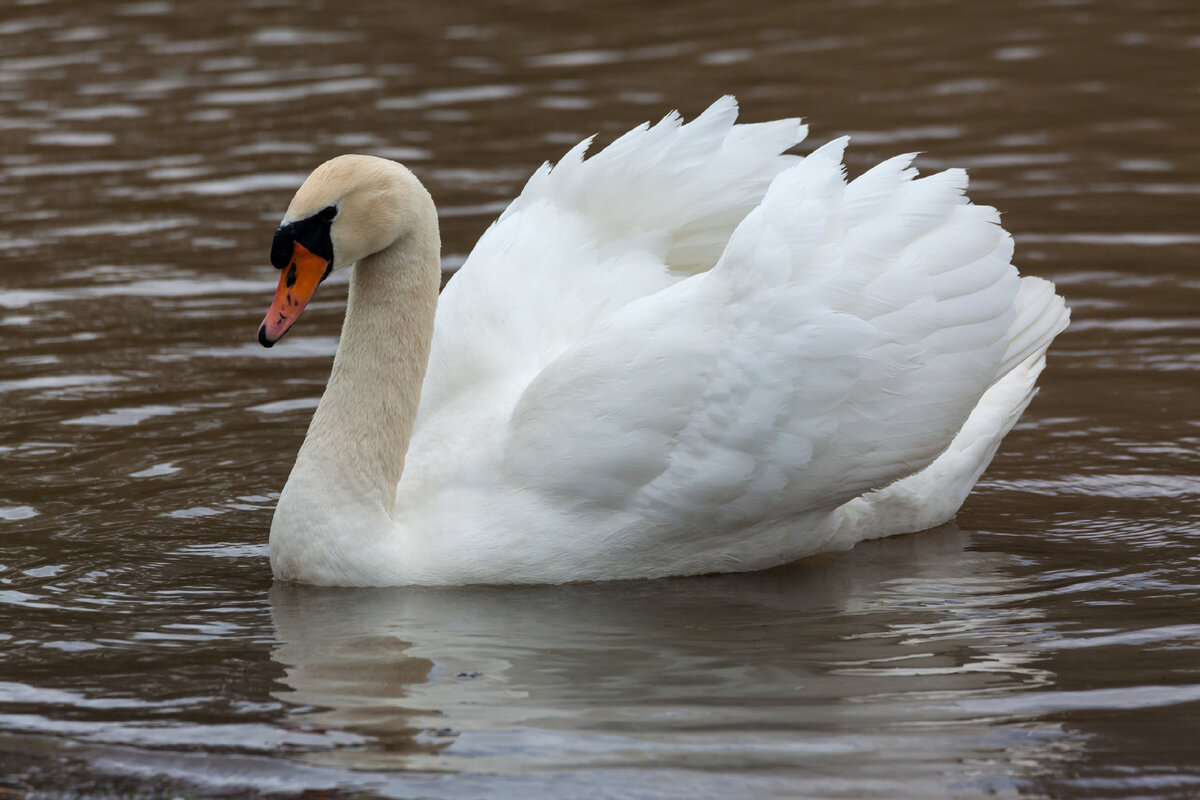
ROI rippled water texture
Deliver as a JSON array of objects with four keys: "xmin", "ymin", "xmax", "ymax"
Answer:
[{"xmin": 1, "ymin": 0, "xmax": 1198, "ymax": 797}]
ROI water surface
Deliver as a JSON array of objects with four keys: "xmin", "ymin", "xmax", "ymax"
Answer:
[{"xmin": 2, "ymin": 0, "xmax": 1199, "ymax": 797}]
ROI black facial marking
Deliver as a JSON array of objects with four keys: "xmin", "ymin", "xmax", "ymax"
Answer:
[
  {"xmin": 271, "ymin": 205, "xmax": 336, "ymax": 270},
  {"xmin": 270, "ymin": 227, "xmax": 293, "ymax": 270}
]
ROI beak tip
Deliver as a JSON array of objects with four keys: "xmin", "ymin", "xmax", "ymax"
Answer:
[{"xmin": 258, "ymin": 324, "xmax": 275, "ymax": 348}]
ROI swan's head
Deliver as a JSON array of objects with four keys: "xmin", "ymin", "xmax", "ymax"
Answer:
[{"xmin": 258, "ymin": 154, "xmax": 427, "ymax": 347}]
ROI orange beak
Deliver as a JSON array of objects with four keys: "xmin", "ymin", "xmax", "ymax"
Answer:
[{"xmin": 258, "ymin": 241, "xmax": 329, "ymax": 347}]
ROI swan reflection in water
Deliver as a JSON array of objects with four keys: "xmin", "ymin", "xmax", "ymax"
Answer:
[{"xmin": 268, "ymin": 525, "xmax": 1083, "ymax": 787}]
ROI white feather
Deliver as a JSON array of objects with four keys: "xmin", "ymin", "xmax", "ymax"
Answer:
[{"xmin": 271, "ymin": 98, "xmax": 1069, "ymax": 585}]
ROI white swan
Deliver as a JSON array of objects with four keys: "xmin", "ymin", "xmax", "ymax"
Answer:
[{"xmin": 259, "ymin": 97, "xmax": 1068, "ymax": 587}]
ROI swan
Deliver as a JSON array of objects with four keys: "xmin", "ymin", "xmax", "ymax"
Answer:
[{"xmin": 258, "ymin": 97, "xmax": 1069, "ymax": 587}]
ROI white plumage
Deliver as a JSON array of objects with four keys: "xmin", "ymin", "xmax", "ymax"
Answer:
[{"xmin": 264, "ymin": 97, "xmax": 1069, "ymax": 586}]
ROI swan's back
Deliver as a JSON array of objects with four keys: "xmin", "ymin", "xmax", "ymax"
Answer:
[{"xmin": 394, "ymin": 97, "xmax": 1067, "ymax": 583}]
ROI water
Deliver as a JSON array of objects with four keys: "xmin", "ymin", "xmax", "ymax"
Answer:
[{"xmin": 1, "ymin": 0, "xmax": 1198, "ymax": 796}]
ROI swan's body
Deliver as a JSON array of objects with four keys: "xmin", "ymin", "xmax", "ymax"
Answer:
[{"xmin": 261, "ymin": 98, "xmax": 1068, "ymax": 586}]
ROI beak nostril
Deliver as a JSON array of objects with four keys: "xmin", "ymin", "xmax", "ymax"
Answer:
[{"xmin": 286, "ymin": 265, "xmax": 297, "ymax": 288}]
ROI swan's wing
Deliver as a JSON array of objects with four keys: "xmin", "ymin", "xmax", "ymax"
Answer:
[
  {"xmin": 416, "ymin": 97, "xmax": 806, "ymax": 418},
  {"xmin": 503, "ymin": 139, "xmax": 1025, "ymax": 529},
  {"xmin": 402, "ymin": 98, "xmax": 808, "ymax": 499}
]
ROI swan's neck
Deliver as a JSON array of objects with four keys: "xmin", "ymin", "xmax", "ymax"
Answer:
[{"xmin": 288, "ymin": 212, "xmax": 440, "ymax": 519}]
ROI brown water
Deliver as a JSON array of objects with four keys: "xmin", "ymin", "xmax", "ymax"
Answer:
[{"xmin": 1, "ymin": 0, "xmax": 1198, "ymax": 797}]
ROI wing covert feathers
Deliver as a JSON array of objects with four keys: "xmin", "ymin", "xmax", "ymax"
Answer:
[{"xmin": 415, "ymin": 99, "xmax": 1067, "ymax": 558}]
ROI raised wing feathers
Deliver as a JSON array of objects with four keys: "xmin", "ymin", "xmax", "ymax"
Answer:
[
  {"xmin": 503, "ymin": 135, "xmax": 1023, "ymax": 529},
  {"xmin": 414, "ymin": 96, "xmax": 805, "ymax": 437}
]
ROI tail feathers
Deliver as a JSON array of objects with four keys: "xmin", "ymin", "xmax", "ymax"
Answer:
[
  {"xmin": 819, "ymin": 264, "xmax": 1066, "ymax": 551},
  {"xmin": 998, "ymin": 276, "xmax": 1070, "ymax": 379},
  {"xmin": 828, "ymin": 352, "xmax": 1048, "ymax": 548}
]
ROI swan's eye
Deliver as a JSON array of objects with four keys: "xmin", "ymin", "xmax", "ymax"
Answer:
[{"xmin": 317, "ymin": 205, "xmax": 337, "ymax": 222}]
